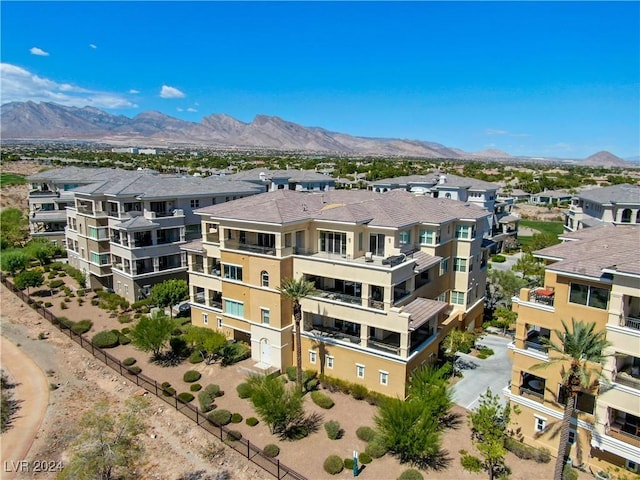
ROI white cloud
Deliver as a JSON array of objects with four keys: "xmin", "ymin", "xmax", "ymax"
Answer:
[
  {"xmin": 187, "ymin": 107, "xmax": 197, "ymax": 112},
  {"xmin": 30, "ymin": 47, "xmax": 49, "ymax": 56},
  {"xmin": 176, "ymin": 107, "xmax": 184, "ymax": 112},
  {"xmin": 485, "ymin": 128, "xmax": 530, "ymax": 138},
  {"xmin": 0, "ymin": 63, "xmax": 137, "ymax": 109},
  {"xmin": 89, "ymin": 44, "xmax": 97, "ymax": 49},
  {"xmin": 160, "ymin": 85, "xmax": 185, "ymax": 99},
  {"xmin": 128, "ymin": 89, "xmax": 140, "ymax": 94}
]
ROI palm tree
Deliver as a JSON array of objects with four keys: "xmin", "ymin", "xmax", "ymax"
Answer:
[
  {"xmin": 533, "ymin": 318, "xmax": 610, "ymax": 480},
  {"xmin": 278, "ymin": 277, "xmax": 317, "ymax": 391}
]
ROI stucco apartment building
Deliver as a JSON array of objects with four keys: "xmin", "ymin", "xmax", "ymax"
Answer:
[
  {"xmin": 62, "ymin": 168, "xmax": 264, "ymax": 302},
  {"xmin": 183, "ymin": 189, "xmax": 491, "ymax": 397},
  {"xmin": 507, "ymin": 225, "xmax": 640, "ymax": 473},
  {"xmin": 225, "ymin": 168, "xmax": 336, "ymax": 191},
  {"xmin": 564, "ymin": 184, "xmax": 640, "ymax": 233}
]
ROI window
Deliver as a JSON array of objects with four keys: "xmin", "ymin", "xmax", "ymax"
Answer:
[
  {"xmin": 419, "ymin": 229, "xmax": 439, "ymax": 245},
  {"xmin": 439, "ymin": 257, "xmax": 449, "ymax": 276},
  {"xmin": 124, "ymin": 285, "xmax": 129, "ymax": 295},
  {"xmin": 88, "ymin": 226, "xmax": 108, "ymax": 240},
  {"xmin": 455, "ymin": 225, "xmax": 471, "ymax": 239},
  {"xmin": 90, "ymin": 252, "xmax": 110, "ymax": 265},
  {"xmin": 534, "ymin": 416, "xmax": 547, "ymax": 432},
  {"xmin": 261, "ymin": 270, "xmax": 269, "ymax": 287},
  {"xmin": 190, "ymin": 199, "xmax": 200, "ymax": 208},
  {"xmin": 358, "ymin": 232, "xmax": 363, "ymax": 251},
  {"xmin": 261, "ymin": 308, "xmax": 270, "ymax": 325},
  {"xmin": 379, "ymin": 371, "xmax": 389, "ymax": 386},
  {"xmin": 626, "ymin": 460, "xmax": 638, "ymax": 473},
  {"xmin": 399, "ymin": 230, "xmax": 411, "ymax": 246},
  {"xmin": 202, "ymin": 313, "xmax": 209, "ymax": 325},
  {"xmin": 309, "ymin": 351, "xmax": 317, "ymax": 364},
  {"xmin": 454, "ymin": 257, "xmax": 467, "ymax": 272},
  {"xmin": 224, "ymin": 299, "xmax": 244, "ymax": 318},
  {"xmin": 320, "ymin": 231, "xmax": 347, "ymax": 255},
  {"xmin": 356, "ymin": 364, "xmax": 365, "ymax": 379},
  {"xmin": 217, "ymin": 317, "xmax": 223, "ymax": 328},
  {"xmin": 569, "ymin": 283, "xmax": 609, "ymax": 310},
  {"xmin": 436, "ymin": 292, "xmax": 447, "ymax": 302},
  {"xmin": 568, "ymin": 430, "xmax": 576, "ymax": 445},
  {"xmin": 326, "ymin": 356, "xmax": 334, "ymax": 369},
  {"xmin": 223, "ymin": 264, "xmax": 243, "ymax": 281},
  {"xmin": 451, "ymin": 291, "xmax": 465, "ymax": 305},
  {"xmin": 558, "ymin": 386, "xmax": 596, "ymax": 414}
]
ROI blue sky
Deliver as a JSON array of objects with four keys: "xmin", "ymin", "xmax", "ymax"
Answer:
[{"xmin": 1, "ymin": 1, "xmax": 638, "ymax": 159}]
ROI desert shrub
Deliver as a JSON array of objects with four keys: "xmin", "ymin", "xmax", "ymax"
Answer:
[
  {"xmin": 365, "ymin": 437, "xmax": 388, "ymax": 458},
  {"xmin": 57, "ymin": 317, "xmax": 74, "ymax": 330},
  {"xmin": 344, "ymin": 458, "xmax": 355, "ymax": 470},
  {"xmin": 44, "ymin": 302, "xmax": 52, "ymax": 308},
  {"xmin": 220, "ymin": 341, "xmax": 251, "ymax": 365},
  {"xmin": 131, "ymin": 298, "xmax": 152, "ymax": 312},
  {"xmin": 91, "ymin": 299, "xmax": 99, "ymax": 306},
  {"xmin": 117, "ymin": 332, "xmax": 131, "ymax": 345},
  {"xmin": 60, "ymin": 301, "xmax": 68, "ymax": 310},
  {"xmin": 190, "ymin": 383, "xmax": 202, "ymax": 392},
  {"xmin": 285, "ymin": 366, "xmax": 297, "ymax": 381},
  {"xmin": 397, "ymin": 469, "xmax": 424, "ymax": 480},
  {"xmin": 208, "ymin": 409, "xmax": 232, "ymax": 426},
  {"xmin": 231, "ymin": 413, "xmax": 243, "ymax": 423},
  {"xmin": 77, "ymin": 289, "xmax": 85, "ymax": 296},
  {"xmin": 225, "ymin": 430, "xmax": 242, "ymax": 442},
  {"xmin": 188, "ymin": 351, "xmax": 204, "ymax": 364},
  {"xmin": 118, "ymin": 314, "xmax": 132, "ymax": 324},
  {"xmin": 263, "ymin": 444, "xmax": 280, "ymax": 458},
  {"xmin": 71, "ymin": 319, "xmax": 92, "ymax": 335},
  {"xmin": 162, "ymin": 386, "xmax": 176, "ymax": 397},
  {"xmin": 477, "ymin": 347, "xmax": 495, "ymax": 359},
  {"xmin": 38, "ymin": 332, "xmax": 47, "ymax": 340},
  {"xmin": 358, "ymin": 452, "xmax": 372, "ymax": 464},
  {"xmin": 323, "ymin": 455, "xmax": 344, "ymax": 475},
  {"xmin": 123, "ymin": 357, "xmax": 137, "ymax": 366},
  {"xmin": 356, "ymin": 426, "xmax": 376, "ymax": 442},
  {"xmin": 183, "ymin": 370, "xmax": 201, "ymax": 383},
  {"xmin": 127, "ymin": 366, "xmax": 142, "ymax": 375},
  {"xmin": 324, "ymin": 420, "xmax": 342, "ymax": 440},
  {"xmin": 365, "ymin": 391, "xmax": 385, "ymax": 406},
  {"xmin": 236, "ymin": 382, "xmax": 252, "ymax": 399},
  {"xmin": 91, "ymin": 330, "xmax": 119, "ymax": 348},
  {"xmin": 178, "ymin": 392, "xmax": 195, "ymax": 403},
  {"xmin": 491, "ymin": 254, "xmax": 506, "ymax": 263},
  {"xmin": 311, "ymin": 390, "xmax": 334, "ymax": 409},
  {"xmin": 246, "ymin": 417, "xmax": 259, "ymax": 427},
  {"xmin": 505, "ymin": 438, "xmax": 551, "ymax": 463},
  {"xmin": 49, "ymin": 279, "xmax": 64, "ymax": 289},
  {"xmin": 351, "ymin": 384, "xmax": 368, "ymax": 400},
  {"xmin": 47, "ymin": 272, "xmax": 56, "ymax": 279},
  {"xmin": 461, "ymin": 454, "xmax": 483, "ymax": 472},
  {"xmin": 563, "ymin": 465, "xmax": 578, "ymax": 480},
  {"xmin": 121, "ymin": 327, "xmax": 131, "ymax": 334}
]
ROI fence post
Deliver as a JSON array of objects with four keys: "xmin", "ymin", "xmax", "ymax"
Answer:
[
  {"xmin": 247, "ymin": 440, "xmax": 250, "ymax": 458},
  {"xmin": 277, "ymin": 459, "xmax": 280, "ymax": 479},
  {"xmin": 154, "ymin": 380, "xmax": 158, "ymax": 397},
  {"xmin": 119, "ymin": 363, "xmax": 123, "ymax": 376},
  {"xmin": 174, "ymin": 396, "xmax": 178, "ymax": 410}
]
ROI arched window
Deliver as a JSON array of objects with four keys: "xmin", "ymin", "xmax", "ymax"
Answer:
[
  {"xmin": 445, "ymin": 193, "xmax": 452, "ymax": 199},
  {"xmin": 261, "ymin": 270, "xmax": 269, "ymax": 287},
  {"xmin": 621, "ymin": 208, "xmax": 632, "ymax": 223}
]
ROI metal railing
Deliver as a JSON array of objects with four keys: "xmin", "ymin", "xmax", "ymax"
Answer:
[
  {"xmin": 0, "ymin": 274, "xmax": 307, "ymax": 480},
  {"xmin": 525, "ymin": 340, "xmax": 549, "ymax": 353},
  {"xmin": 519, "ymin": 386, "xmax": 545, "ymax": 402},
  {"xmin": 614, "ymin": 372, "xmax": 640, "ymax": 390},
  {"xmin": 624, "ymin": 316, "xmax": 640, "ymax": 330}
]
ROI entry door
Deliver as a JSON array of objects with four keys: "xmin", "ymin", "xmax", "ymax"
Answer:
[{"xmin": 260, "ymin": 339, "xmax": 271, "ymax": 364}]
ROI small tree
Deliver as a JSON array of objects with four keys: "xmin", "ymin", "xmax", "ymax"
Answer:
[
  {"xmin": 184, "ymin": 326, "xmax": 226, "ymax": 364},
  {"xmin": 513, "ymin": 252, "xmax": 544, "ymax": 285},
  {"xmin": 527, "ymin": 232, "xmax": 560, "ymax": 252},
  {"xmin": 33, "ymin": 241, "xmax": 58, "ymax": 266},
  {"xmin": 58, "ymin": 396, "xmax": 149, "ymax": 480},
  {"xmin": 128, "ymin": 311, "xmax": 176, "ymax": 357},
  {"xmin": 13, "ymin": 269, "xmax": 44, "ymax": 295},
  {"xmin": 442, "ymin": 329, "xmax": 478, "ymax": 375},
  {"xmin": 486, "ymin": 269, "xmax": 528, "ymax": 311},
  {"xmin": 1, "ymin": 250, "xmax": 28, "ymax": 275},
  {"xmin": 464, "ymin": 389, "xmax": 510, "ymax": 480},
  {"xmin": 0, "ymin": 208, "xmax": 28, "ymax": 249},
  {"xmin": 149, "ymin": 279, "xmax": 188, "ymax": 319}
]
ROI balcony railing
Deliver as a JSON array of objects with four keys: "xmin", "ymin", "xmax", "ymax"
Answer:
[
  {"xmin": 208, "ymin": 298, "xmax": 222, "ymax": 310},
  {"xmin": 225, "ymin": 240, "xmax": 277, "ymax": 256},
  {"xmin": 368, "ymin": 299, "xmax": 385, "ymax": 310},
  {"xmin": 614, "ymin": 372, "xmax": 640, "ymax": 390},
  {"xmin": 623, "ymin": 316, "xmax": 640, "ymax": 330},
  {"xmin": 307, "ymin": 327, "xmax": 361, "ymax": 344},
  {"xmin": 528, "ymin": 288, "xmax": 555, "ymax": 307},
  {"xmin": 367, "ymin": 338, "xmax": 401, "ymax": 355},
  {"xmin": 519, "ymin": 386, "xmax": 545, "ymax": 402},
  {"xmin": 312, "ymin": 290, "xmax": 362, "ymax": 306},
  {"xmin": 192, "ymin": 264, "xmax": 205, "ymax": 273},
  {"xmin": 607, "ymin": 425, "xmax": 640, "ymax": 448},
  {"xmin": 525, "ymin": 340, "xmax": 549, "ymax": 353}
]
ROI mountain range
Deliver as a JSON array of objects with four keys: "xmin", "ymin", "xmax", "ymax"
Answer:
[{"xmin": 0, "ymin": 101, "xmax": 632, "ymax": 165}]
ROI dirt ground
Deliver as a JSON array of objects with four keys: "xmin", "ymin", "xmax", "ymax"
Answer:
[
  {"xmin": 0, "ymin": 279, "xmax": 577, "ymax": 480},
  {"xmin": 513, "ymin": 203, "xmax": 565, "ymax": 222},
  {"xmin": 1, "ymin": 161, "xmax": 44, "ymax": 212}
]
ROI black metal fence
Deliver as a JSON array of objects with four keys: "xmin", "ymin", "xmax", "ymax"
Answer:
[{"xmin": 1, "ymin": 275, "xmax": 307, "ymax": 480}]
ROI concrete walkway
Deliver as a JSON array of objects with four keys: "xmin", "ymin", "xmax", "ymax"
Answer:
[
  {"xmin": 489, "ymin": 251, "xmax": 523, "ymax": 272},
  {"xmin": 451, "ymin": 334, "xmax": 513, "ymax": 410},
  {"xmin": 1, "ymin": 336, "xmax": 50, "ymax": 480}
]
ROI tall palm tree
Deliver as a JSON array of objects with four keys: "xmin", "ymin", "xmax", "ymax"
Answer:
[
  {"xmin": 533, "ymin": 318, "xmax": 610, "ymax": 480},
  {"xmin": 278, "ymin": 277, "xmax": 317, "ymax": 391}
]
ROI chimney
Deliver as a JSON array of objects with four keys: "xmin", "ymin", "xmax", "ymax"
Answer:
[{"xmin": 439, "ymin": 175, "xmax": 447, "ymax": 185}]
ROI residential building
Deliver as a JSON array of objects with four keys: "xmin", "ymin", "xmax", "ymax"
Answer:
[
  {"xmin": 507, "ymin": 225, "xmax": 640, "ymax": 473},
  {"xmin": 564, "ymin": 184, "xmax": 640, "ymax": 232},
  {"xmin": 183, "ymin": 189, "xmax": 491, "ymax": 397},
  {"xmin": 529, "ymin": 189, "xmax": 573, "ymax": 206},
  {"xmin": 63, "ymin": 169, "xmax": 264, "ymax": 302},
  {"xmin": 225, "ymin": 168, "xmax": 336, "ymax": 191},
  {"xmin": 368, "ymin": 173, "xmax": 519, "ymax": 252}
]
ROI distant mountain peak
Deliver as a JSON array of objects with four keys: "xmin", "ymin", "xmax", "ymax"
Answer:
[{"xmin": 583, "ymin": 150, "xmax": 629, "ymax": 167}]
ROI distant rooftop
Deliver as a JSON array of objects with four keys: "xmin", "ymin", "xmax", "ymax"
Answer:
[
  {"xmin": 370, "ymin": 172, "xmax": 499, "ymax": 191},
  {"xmin": 577, "ymin": 184, "xmax": 640, "ymax": 205},
  {"xmin": 226, "ymin": 168, "xmax": 335, "ymax": 183}
]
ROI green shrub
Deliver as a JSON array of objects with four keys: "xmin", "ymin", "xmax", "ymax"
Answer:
[
  {"xmin": 131, "ymin": 298, "xmax": 152, "ymax": 312},
  {"xmin": 178, "ymin": 392, "xmax": 195, "ymax": 403},
  {"xmin": 358, "ymin": 453, "xmax": 372, "ymax": 464},
  {"xmin": 208, "ymin": 409, "xmax": 232, "ymax": 426},
  {"xmin": 491, "ymin": 254, "xmax": 506, "ymax": 263},
  {"xmin": 161, "ymin": 381, "xmax": 171, "ymax": 389},
  {"xmin": 188, "ymin": 351, "xmax": 204, "ymax": 363},
  {"xmin": 127, "ymin": 366, "xmax": 142, "ymax": 375},
  {"xmin": 311, "ymin": 390, "xmax": 334, "ymax": 409},
  {"xmin": 91, "ymin": 330, "xmax": 120, "ymax": 348},
  {"xmin": 231, "ymin": 413, "xmax": 243, "ymax": 423},
  {"xmin": 397, "ymin": 469, "xmax": 424, "ymax": 480},
  {"xmin": 263, "ymin": 444, "xmax": 280, "ymax": 458},
  {"xmin": 562, "ymin": 465, "xmax": 579, "ymax": 480},
  {"xmin": 505, "ymin": 438, "xmax": 551, "ymax": 463},
  {"xmin": 49, "ymin": 279, "xmax": 64, "ymax": 289},
  {"xmin": 47, "ymin": 272, "xmax": 56, "ymax": 279},
  {"xmin": 351, "ymin": 384, "xmax": 368, "ymax": 400},
  {"xmin": 236, "ymin": 382, "xmax": 252, "ymax": 399},
  {"xmin": 225, "ymin": 430, "xmax": 242, "ymax": 442},
  {"xmin": 162, "ymin": 386, "xmax": 176, "ymax": 397},
  {"xmin": 121, "ymin": 327, "xmax": 131, "ymax": 334},
  {"xmin": 285, "ymin": 366, "xmax": 297, "ymax": 381},
  {"xmin": 123, "ymin": 357, "xmax": 137, "ymax": 366},
  {"xmin": 477, "ymin": 347, "xmax": 495, "ymax": 359},
  {"xmin": 60, "ymin": 301, "xmax": 68, "ymax": 310},
  {"xmin": 356, "ymin": 426, "xmax": 376, "ymax": 442},
  {"xmin": 58, "ymin": 316, "xmax": 75, "ymax": 330},
  {"xmin": 91, "ymin": 299, "xmax": 99, "ymax": 306},
  {"xmin": 220, "ymin": 341, "xmax": 251, "ymax": 365},
  {"xmin": 365, "ymin": 437, "xmax": 388, "ymax": 458},
  {"xmin": 246, "ymin": 417, "xmax": 259, "ymax": 427},
  {"xmin": 198, "ymin": 383, "xmax": 223, "ymax": 412},
  {"xmin": 461, "ymin": 454, "xmax": 483, "ymax": 472},
  {"xmin": 71, "ymin": 319, "xmax": 92, "ymax": 335},
  {"xmin": 44, "ymin": 302, "xmax": 52, "ymax": 308},
  {"xmin": 324, "ymin": 420, "xmax": 342, "ymax": 440},
  {"xmin": 183, "ymin": 370, "xmax": 202, "ymax": 383},
  {"xmin": 323, "ymin": 455, "xmax": 344, "ymax": 475},
  {"xmin": 118, "ymin": 314, "xmax": 132, "ymax": 324},
  {"xmin": 190, "ymin": 383, "xmax": 202, "ymax": 392},
  {"xmin": 344, "ymin": 458, "xmax": 354, "ymax": 470},
  {"xmin": 117, "ymin": 333, "xmax": 131, "ymax": 345}
]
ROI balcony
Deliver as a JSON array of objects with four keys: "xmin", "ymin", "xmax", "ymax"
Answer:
[
  {"xmin": 224, "ymin": 239, "xmax": 276, "ymax": 256},
  {"xmin": 608, "ymin": 412, "xmax": 640, "ymax": 448},
  {"xmin": 191, "ymin": 264, "xmax": 205, "ymax": 273},
  {"xmin": 520, "ymin": 373, "xmax": 545, "ymax": 402},
  {"xmin": 368, "ymin": 299, "xmax": 385, "ymax": 310},
  {"xmin": 623, "ymin": 316, "xmax": 640, "ymax": 330},
  {"xmin": 614, "ymin": 358, "xmax": 640, "ymax": 390},
  {"xmin": 308, "ymin": 326, "xmax": 361, "ymax": 344},
  {"xmin": 367, "ymin": 337, "xmax": 400, "ymax": 355},
  {"xmin": 313, "ymin": 289, "xmax": 362, "ymax": 306},
  {"xmin": 528, "ymin": 287, "xmax": 555, "ymax": 307},
  {"xmin": 525, "ymin": 328, "xmax": 550, "ymax": 354},
  {"xmin": 614, "ymin": 371, "xmax": 640, "ymax": 390}
]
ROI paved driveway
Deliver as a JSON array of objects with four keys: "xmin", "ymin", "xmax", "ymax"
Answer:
[
  {"xmin": 489, "ymin": 251, "xmax": 522, "ymax": 272},
  {"xmin": 451, "ymin": 334, "xmax": 513, "ymax": 410}
]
